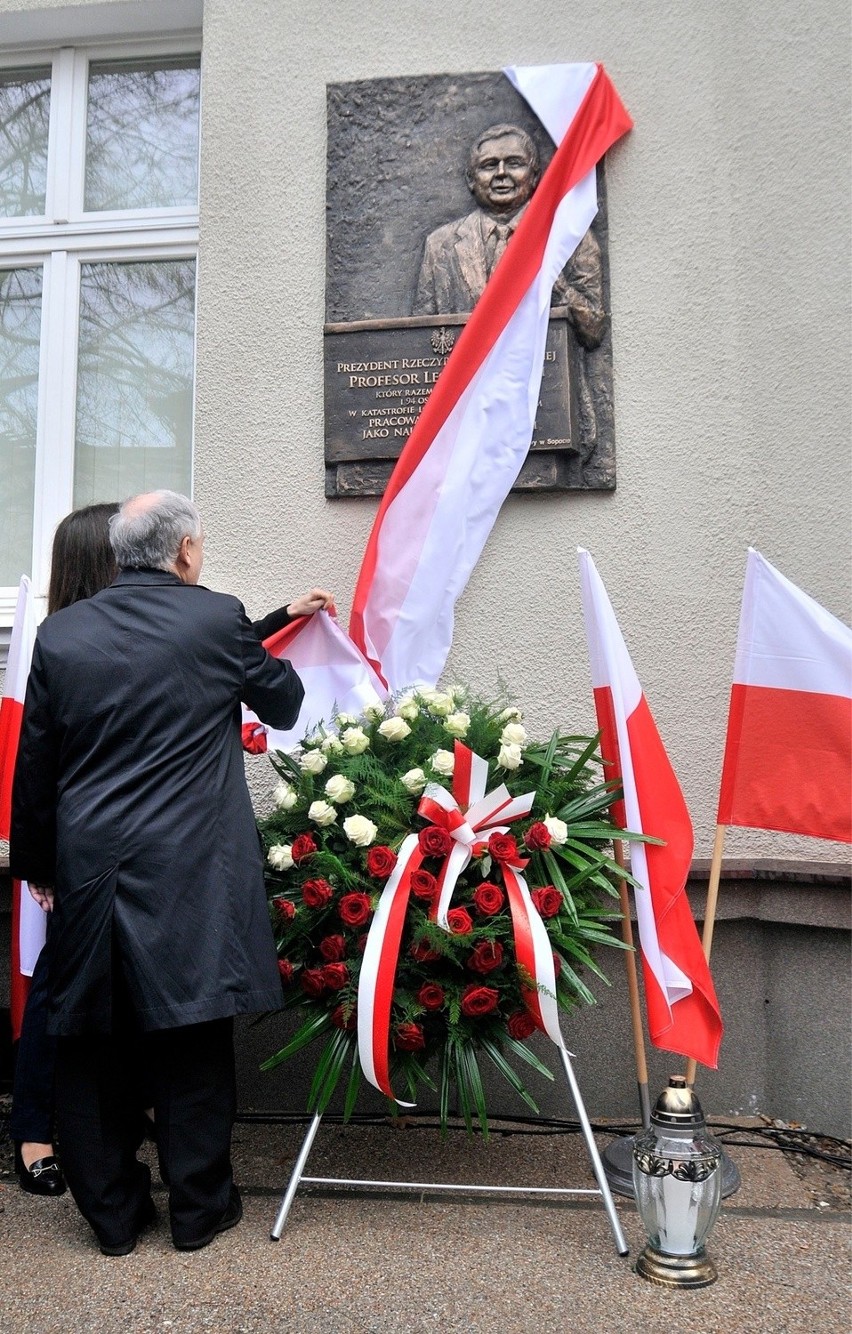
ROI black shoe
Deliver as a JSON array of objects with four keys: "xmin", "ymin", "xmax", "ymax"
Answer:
[
  {"xmin": 15, "ymin": 1146, "xmax": 67, "ymax": 1197},
  {"xmin": 173, "ymin": 1186, "xmax": 243, "ymax": 1252},
  {"xmin": 99, "ymin": 1196, "xmax": 157, "ymax": 1257}
]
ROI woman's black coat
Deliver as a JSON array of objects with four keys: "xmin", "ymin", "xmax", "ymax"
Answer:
[{"xmin": 10, "ymin": 569, "xmax": 304, "ymax": 1035}]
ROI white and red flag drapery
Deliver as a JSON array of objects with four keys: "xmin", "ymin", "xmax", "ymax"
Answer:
[
  {"xmin": 0, "ymin": 576, "xmax": 46, "ymax": 1038},
  {"xmin": 351, "ymin": 64, "xmax": 633, "ymax": 691},
  {"xmin": 717, "ymin": 549, "xmax": 852, "ymax": 843},
  {"xmin": 243, "ymin": 609, "xmax": 387, "ymax": 753},
  {"xmin": 578, "ymin": 550, "xmax": 723, "ymax": 1069}
]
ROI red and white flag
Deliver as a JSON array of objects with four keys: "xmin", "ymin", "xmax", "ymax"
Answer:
[
  {"xmin": 0, "ymin": 576, "xmax": 46, "ymax": 1037},
  {"xmin": 717, "ymin": 549, "xmax": 852, "ymax": 843},
  {"xmin": 351, "ymin": 64, "xmax": 632, "ymax": 691},
  {"xmin": 243, "ymin": 609, "xmax": 387, "ymax": 753},
  {"xmin": 578, "ymin": 550, "xmax": 723, "ymax": 1069}
]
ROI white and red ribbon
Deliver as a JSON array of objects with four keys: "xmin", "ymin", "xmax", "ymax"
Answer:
[{"xmin": 357, "ymin": 740, "xmax": 568, "ymax": 1103}]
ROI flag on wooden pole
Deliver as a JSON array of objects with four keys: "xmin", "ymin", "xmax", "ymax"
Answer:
[
  {"xmin": 717, "ymin": 549, "xmax": 852, "ymax": 843},
  {"xmin": 578, "ymin": 549, "xmax": 723, "ymax": 1068}
]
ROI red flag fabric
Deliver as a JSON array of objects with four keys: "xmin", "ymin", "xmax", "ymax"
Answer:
[
  {"xmin": 0, "ymin": 576, "xmax": 43, "ymax": 1037},
  {"xmin": 578, "ymin": 550, "xmax": 723, "ymax": 1069},
  {"xmin": 717, "ymin": 549, "xmax": 852, "ymax": 843}
]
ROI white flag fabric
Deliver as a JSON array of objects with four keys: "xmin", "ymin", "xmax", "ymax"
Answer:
[
  {"xmin": 351, "ymin": 64, "xmax": 633, "ymax": 691},
  {"xmin": 243, "ymin": 609, "xmax": 387, "ymax": 752}
]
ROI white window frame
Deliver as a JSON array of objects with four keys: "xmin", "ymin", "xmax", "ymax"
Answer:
[{"xmin": 0, "ymin": 37, "xmax": 201, "ymax": 634}]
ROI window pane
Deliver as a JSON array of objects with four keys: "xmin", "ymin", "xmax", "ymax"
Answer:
[
  {"xmin": 74, "ymin": 259, "xmax": 195, "ymax": 504},
  {"xmin": 85, "ymin": 56, "xmax": 200, "ymax": 212},
  {"xmin": 0, "ymin": 67, "xmax": 50, "ymax": 217},
  {"xmin": 0, "ymin": 267, "xmax": 42, "ymax": 583}
]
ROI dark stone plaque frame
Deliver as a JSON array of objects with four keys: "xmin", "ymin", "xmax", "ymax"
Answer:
[{"xmin": 324, "ymin": 72, "xmax": 617, "ymax": 498}]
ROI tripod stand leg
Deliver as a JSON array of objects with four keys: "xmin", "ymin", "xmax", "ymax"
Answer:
[
  {"xmin": 558, "ymin": 1048, "xmax": 629, "ymax": 1256},
  {"xmin": 270, "ymin": 1111, "xmax": 323, "ymax": 1240}
]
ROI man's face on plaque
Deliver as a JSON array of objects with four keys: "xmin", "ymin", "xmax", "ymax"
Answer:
[{"xmin": 467, "ymin": 132, "xmax": 539, "ymax": 216}]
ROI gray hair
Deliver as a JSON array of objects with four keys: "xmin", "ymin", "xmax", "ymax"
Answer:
[{"xmin": 109, "ymin": 490, "xmax": 202, "ymax": 571}]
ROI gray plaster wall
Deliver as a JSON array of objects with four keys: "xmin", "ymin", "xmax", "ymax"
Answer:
[{"xmin": 1, "ymin": 0, "xmax": 849, "ymax": 863}]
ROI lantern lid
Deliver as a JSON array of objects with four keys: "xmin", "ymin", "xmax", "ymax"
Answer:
[{"xmin": 650, "ymin": 1075, "xmax": 707, "ymax": 1128}]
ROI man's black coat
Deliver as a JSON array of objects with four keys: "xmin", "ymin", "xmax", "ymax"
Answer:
[{"xmin": 10, "ymin": 569, "xmax": 304, "ymax": 1035}]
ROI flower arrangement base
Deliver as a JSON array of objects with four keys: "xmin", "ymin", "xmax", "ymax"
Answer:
[{"xmin": 269, "ymin": 1046, "xmax": 630, "ymax": 1257}]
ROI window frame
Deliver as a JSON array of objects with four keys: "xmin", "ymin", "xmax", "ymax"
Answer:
[{"xmin": 0, "ymin": 36, "xmax": 201, "ymax": 632}]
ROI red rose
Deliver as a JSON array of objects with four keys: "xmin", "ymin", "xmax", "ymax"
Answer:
[
  {"xmin": 321, "ymin": 962, "xmax": 350, "ymax": 991},
  {"xmin": 531, "ymin": 885, "xmax": 562, "ymax": 918},
  {"xmin": 446, "ymin": 906, "xmax": 473, "ymax": 935},
  {"xmin": 473, "ymin": 882, "xmax": 504, "ymax": 916},
  {"xmin": 488, "ymin": 832, "xmax": 519, "ymax": 864},
  {"xmin": 241, "ymin": 721, "xmax": 268, "ymax": 754},
  {"xmin": 339, "ymin": 892, "xmax": 372, "ymax": 927},
  {"xmin": 300, "ymin": 967, "xmax": 326, "ymax": 997},
  {"xmin": 460, "ymin": 984, "xmax": 499, "ymax": 1017},
  {"xmin": 417, "ymin": 983, "xmax": 445, "ymax": 1011},
  {"xmin": 552, "ymin": 951, "xmax": 562, "ymax": 978},
  {"xmin": 319, "ymin": 934, "xmax": 346, "ymax": 962},
  {"xmin": 331, "ymin": 1003, "xmax": 356, "ymax": 1032},
  {"xmin": 468, "ymin": 940, "xmax": 504, "ymax": 974},
  {"xmin": 394, "ymin": 1022, "xmax": 426, "ymax": 1051},
  {"xmin": 356, "ymin": 933, "xmax": 369, "ymax": 954},
  {"xmin": 302, "ymin": 877, "xmax": 334, "ymax": 909},
  {"xmin": 507, "ymin": 1010, "xmax": 537, "ymax": 1040},
  {"xmin": 418, "ymin": 825, "xmax": 452, "ymax": 858},
  {"xmin": 366, "ymin": 845, "xmax": 397, "ymax": 879},
  {"xmin": 524, "ymin": 822, "xmax": 552, "ymax": 851},
  {"xmin": 411, "ymin": 869, "xmax": 438, "ymax": 901},
  {"xmin": 277, "ymin": 959, "xmax": 294, "ymax": 984},
  {"xmin": 272, "ymin": 896, "xmax": 296, "ymax": 921},
  {"xmin": 292, "ymin": 833, "xmax": 318, "ymax": 865},
  {"xmin": 410, "ymin": 940, "xmax": 441, "ymax": 963}
]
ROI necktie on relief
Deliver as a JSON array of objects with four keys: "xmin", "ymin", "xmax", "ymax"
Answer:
[{"xmin": 486, "ymin": 222, "xmax": 512, "ymax": 276}]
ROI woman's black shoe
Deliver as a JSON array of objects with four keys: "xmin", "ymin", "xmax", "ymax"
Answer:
[{"xmin": 15, "ymin": 1146, "xmax": 67, "ymax": 1197}]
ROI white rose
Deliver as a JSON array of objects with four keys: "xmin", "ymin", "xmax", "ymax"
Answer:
[
  {"xmin": 341, "ymin": 726, "xmax": 370, "ymax": 754},
  {"xmin": 299, "ymin": 749, "xmax": 328, "ymax": 775},
  {"xmin": 364, "ymin": 703, "xmax": 386, "ymax": 722},
  {"xmin": 273, "ymin": 782, "xmax": 298, "ymax": 811},
  {"xmin": 378, "ymin": 716, "xmax": 411, "ymax": 742},
  {"xmin": 321, "ymin": 734, "xmax": 344, "ymax": 754},
  {"xmin": 543, "ymin": 814, "xmax": 568, "ymax": 845},
  {"xmin": 500, "ymin": 722, "xmax": 527, "ymax": 748},
  {"xmin": 267, "ymin": 843, "xmax": 294, "ymax": 871},
  {"xmin": 325, "ymin": 774, "xmax": 355, "ymax": 804},
  {"xmin": 430, "ymin": 748, "xmax": 455, "ymax": 776},
  {"xmin": 343, "ymin": 814, "xmax": 378, "ymax": 847},
  {"xmin": 499, "ymin": 706, "xmax": 522, "ymax": 723},
  {"xmin": 308, "ymin": 800, "xmax": 338, "ymax": 827},
  {"xmin": 336, "ymin": 712, "xmax": 357, "ymax": 728},
  {"xmin": 396, "ymin": 694, "xmax": 419, "ymax": 721},
  {"xmin": 497, "ymin": 742, "xmax": 523, "ymax": 770},
  {"xmin": 401, "ymin": 767, "xmax": 427, "ymax": 794},
  {"xmin": 443, "ymin": 711, "xmax": 470, "ymax": 738},
  {"xmin": 427, "ymin": 691, "xmax": 454, "ymax": 716}
]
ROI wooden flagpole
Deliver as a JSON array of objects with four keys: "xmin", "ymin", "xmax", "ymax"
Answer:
[
  {"xmin": 685, "ymin": 822, "xmax": 727, "ymax": 1086},
  {"xmin": 612, "ymin": 839, "xmax": 651, "ymax": 1128}
]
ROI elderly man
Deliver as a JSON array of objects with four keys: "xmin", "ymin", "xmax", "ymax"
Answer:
[
  {"xmin": 413, "ymin": 122, "xmax": 605, "ymax": 350},
  {"xmin": 11, "ymin": 491, "xmax": 305, "ymax": 1255}
]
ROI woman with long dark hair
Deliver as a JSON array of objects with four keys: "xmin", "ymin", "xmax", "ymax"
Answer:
[{"xmin": 13, "ymin": 503, "xmax": 119, "ymax": 1194}]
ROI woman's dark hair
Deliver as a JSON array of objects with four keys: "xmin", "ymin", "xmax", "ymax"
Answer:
[{"xmin": 47, "ymin": 502, "xmax": 120, "ymax": 615}]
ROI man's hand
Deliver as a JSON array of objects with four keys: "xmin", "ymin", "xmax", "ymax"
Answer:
[
  {"xmin": 28, "ymin": 883, "xmax": 54, "ymax": 913},
  {"xmin": 286, "ymin": 588, "xmax": 335, "ymax": 618}
]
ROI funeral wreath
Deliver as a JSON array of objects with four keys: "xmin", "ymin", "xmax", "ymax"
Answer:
[{"xmin": 257, "ymin": 687, "xmax": 631, "ymax": 1131}]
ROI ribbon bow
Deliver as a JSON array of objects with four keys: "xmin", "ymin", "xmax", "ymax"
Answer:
[{"xmin": 357, "ymin": 740, "xmax": 567, "ymax": 1106}]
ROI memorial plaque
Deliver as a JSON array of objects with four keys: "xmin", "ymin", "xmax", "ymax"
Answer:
[{"xmin": 325, "ymin": 72, "xmax": 617, "ymax": 497}]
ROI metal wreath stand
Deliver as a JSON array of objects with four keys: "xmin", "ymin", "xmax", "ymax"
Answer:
[{"xmin": 269, "ymin": 1044, "xmax": 630, "ymax": 1256}]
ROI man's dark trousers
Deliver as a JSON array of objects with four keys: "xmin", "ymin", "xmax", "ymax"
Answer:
[{"xmin": 55, "ymin": 1017, "xmax": 236, "ymax": 1249}]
